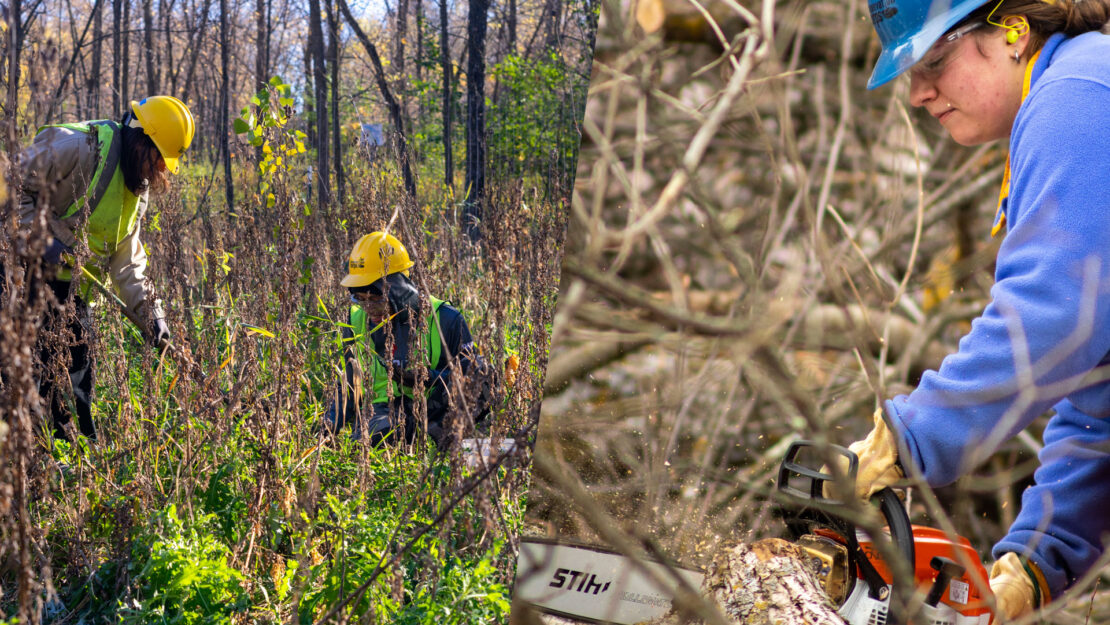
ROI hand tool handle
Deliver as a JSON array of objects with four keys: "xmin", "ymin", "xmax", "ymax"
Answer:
[
  {"xmin": 873, "ymin": 486, "xmax": 915, "ymax": 567},
  {"xmin": 925, "ymin": 556, "xmax": 966, "ymax": 607},
  {"xmin": 777, "ymin": 439, "xmax": 858, "ymax": 503}
]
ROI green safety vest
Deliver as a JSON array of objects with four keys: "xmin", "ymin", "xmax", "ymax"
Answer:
[
  {"xmin": 44, "ymin": 120, "xmax": 142, "ymax": 286},
  {"xmin": 349, "ymin": 296, "xmax": 447, "ymax": 403}
]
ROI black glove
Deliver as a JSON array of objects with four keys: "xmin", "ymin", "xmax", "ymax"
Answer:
[
  {"xmin": 361, "ymin": 407, "xmax": 397, "ymax": 446},
  {"xmin": 150, "ymin": 318, "xmax": 172, "ymax": 351},
  {"xmin": 318, "ymin": 401, "xmax": 344, "ymax": 436},
  {"xmin": 390, "ymin": 359, "xmax": 420, "ymax": 386},
  {"xmin": 43, "ymin": 238, "xmax": 71, "ymax": 265}
]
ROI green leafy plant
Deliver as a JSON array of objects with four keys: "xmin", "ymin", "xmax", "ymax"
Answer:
[
  {"xmin": 120, "ymin": 505, "xmax": 250, "ymax": 625},
  {"xmin": 233, "ymin": 76, "xmax": 307, "ymax": 209}
]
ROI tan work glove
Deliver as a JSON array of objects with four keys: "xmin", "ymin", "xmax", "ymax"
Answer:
[
  {"xmin": 989, "ymin": 552, "xmax": 1051, "ymax": 621},
  {"xmin": 826, "ymin": 408, "xmax": 904, "ymax": 501}
]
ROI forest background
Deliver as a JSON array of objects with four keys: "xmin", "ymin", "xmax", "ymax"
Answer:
[
  {"xmin": 0, "ymin": 0, "xmax": 597, "ymax": 620},
  {"xmin": 523, "ymin": 0, "xmax": 1110, "ymax": 622}
]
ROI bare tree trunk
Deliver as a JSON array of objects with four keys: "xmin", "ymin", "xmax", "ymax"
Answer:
[
  {"xmin": 177, "ymin": 0, "xmax": 211, "ymax": 100},
  {"xmin": 5, "ymin": 0, "xmax": 20, "ymax": 126},
  {"xmin": 161, "ymin": 0, "xmax": 175, "ymax": 93},
  {"xmin": 338, "ymin": 0, "xmax": 417, "ymax": 199},
  {"xmin": 525, "ymin": 540, "xmax": 845, "ymax": 625},
  {"xmin": 251, "ymin": 0, "xmax": 270, "ymax": 180},
  {"xmin": 113, "ymin": 0, "xmax": 122, "ymax": 112},
  {"xmin": 463, "ymin": 0, "xmax": 488, "ymax": 242},
  {"xmin": 415, "ymin": 0, "xmax": 423, "ymax": 87},
  {"xmin": 543, "ymin": 0, "xmax": 561, "ymax": 51},
  {"xmin": 301, "ymin": 37, "xmax": 313, "ymax": 139},
  {"xmin": 414, "ymin": 0, "xmax": 425, "ymax": 125},
  {"xmin": 439, "ymin": 0, "xmax": 453, "ymax": 190},
  {"xmin": 121, "ymin": 0, "xmax": 131, "ymax": 105},
  {"xmin": 89, "ymin": 0, "xmax": 102, "ymax": 114},
  {"xmin": 254, "ymin": 0, "xmax": 269, "ymax": 91},
  {"xmin": 1, "ymin": 4, "xmax": 35, "ymax": 621},
  {"xmin": 394, "ymin": 0, "xmax": 408, "ymax": 77},
  {"xmin": 508, "ymin": 0, "xmax": 516, "ymax": 52},
  {"xmin": 220, "ymin": 0, "xmax": 233, "ymax": 213},
  {"xmin": 308, "ymin": 0, "xmax": 330, "ymax": 206},
  {"xmin": 325, "ymin": 0, "xmax": 344, "ymax": 207},
  {"xmin": 394, "ymin": 0, "xmax": 409, "ymax": 140},
  {"xmin": 143, "ymin": 0, "xmax": 157, "ymax": 94},
  {"xmin": 649, "ymin": 539, "xmax": 844, "ymax": 625}
]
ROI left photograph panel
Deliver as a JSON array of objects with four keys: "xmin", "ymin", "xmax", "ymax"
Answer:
[{"xmin": 0, "ymin": 0, "xmax": 596, "ymax": 621}]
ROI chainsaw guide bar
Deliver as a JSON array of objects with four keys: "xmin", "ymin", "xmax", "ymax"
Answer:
[
  {"xmin": 513, "ymin": 537, "xmax": 704, "ymax": 624},
  {"xmin": 513, "ymin": 440, "xmax": 995, "ymax": 625}
]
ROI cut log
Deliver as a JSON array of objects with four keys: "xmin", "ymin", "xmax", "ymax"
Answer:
[{"xmin": 654, "ymin": 538, "xmax": 845, "ymax": 625}]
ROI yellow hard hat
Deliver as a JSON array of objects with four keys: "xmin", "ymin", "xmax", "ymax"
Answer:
[
  {"xmin": 130, "ymin": 95, "xmax": 196, "ymax": 174},
  {"xmin": 341, "ymin": 232, "xmax": 414, "ymax": 288}
]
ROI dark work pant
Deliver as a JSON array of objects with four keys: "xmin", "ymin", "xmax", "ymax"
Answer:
[
  {"xmin": 39, "ymin": 278, "xmax": 96, "ymax": 440},
  {"xmin": 369, "ymin": 389, "xmax": 481, "ymax": 448},
  {"xmin": 324, "ymin": 394, "xmax": 449, "ymax": 447},
  {"xmin": 361, "ymin": 396, "xmax": 423, "ymax": 445},
  {"xmin": 0, "ymin": 267, "xmax": 95, "ymax": 440}
]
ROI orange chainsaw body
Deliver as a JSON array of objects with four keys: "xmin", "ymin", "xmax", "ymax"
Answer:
[
  {"xmin": 779, "ymin": 441, "xmax": 996, "ymax": 624},
  {"xmin": 858, "ymin": 526, "xmax": 993, "ymax": 623}
]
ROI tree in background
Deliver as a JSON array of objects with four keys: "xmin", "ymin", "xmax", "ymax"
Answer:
[
  {"xmin": 463, "ymin": 0, "xmax": 489, "ymax": 242},
  {"xmin": 0, "ymin": 0, "xmax": 594, "ymax": 238}
]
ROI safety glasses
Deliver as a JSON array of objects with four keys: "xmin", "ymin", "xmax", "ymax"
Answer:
[
  {"xmin": 912, "ymin": 21, "xmax": 984, "ymax": 80},
  {"xmin": 943, "ymin": 20, "xmax": 985, "ymax": 44},
  {"xmin": 350, "ymin": 290, "xmax": 387, "ymax": 308}
]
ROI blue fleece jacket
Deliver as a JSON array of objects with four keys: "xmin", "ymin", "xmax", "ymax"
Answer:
[{"xmin": 885, "ymin": 31, "xmax": 1110, "ymax": 598}]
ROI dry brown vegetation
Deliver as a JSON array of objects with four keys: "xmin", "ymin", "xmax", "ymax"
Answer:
[{"xmin": 0, "ymin": 0, "xmax": 595, "ymax": 620}]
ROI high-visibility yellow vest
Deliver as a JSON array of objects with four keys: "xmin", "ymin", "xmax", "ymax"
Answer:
[
  {"xmin": 44, "ymin": 121, "xmax": 142, "ymax": 289},
  {"xmin": 348, "ymin": 296, "xmax": 447, "ymax": 403}
]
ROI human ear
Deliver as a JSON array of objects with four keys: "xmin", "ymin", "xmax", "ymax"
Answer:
[{"xmin": 1001, "ymin": 15, "xmax": 1029, "ymax": 45}]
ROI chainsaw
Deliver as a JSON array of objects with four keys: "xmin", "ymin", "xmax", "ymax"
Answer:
[
  {"xmin": 777, "ymin": 440, "xmax": 995, "ymax": 625},
  {"xmin": 513, "ymin": 440, "xmax": 995, "ymax": 625}
]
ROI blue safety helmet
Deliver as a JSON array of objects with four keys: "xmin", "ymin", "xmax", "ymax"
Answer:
[{"xmin": 868, "ymin": 0, "xmax": 990, "ymax": 89}]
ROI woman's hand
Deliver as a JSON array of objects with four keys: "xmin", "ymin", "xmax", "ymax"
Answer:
[
  {"xmin": 826, "ymin": 408, "xmax": 904, "ymax": 501},
  {"xmin": 847, "ymin": 408, "xmax": 904, "ymax": 499},
  {"xmin": 989, "ymin": 553, "xmax": 1050, "ymax": 621}
]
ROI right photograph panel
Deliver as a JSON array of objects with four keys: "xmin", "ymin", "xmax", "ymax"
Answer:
[{"xmin": 514, "ymin": 0, "xmax": 1110, "ymax": 621}]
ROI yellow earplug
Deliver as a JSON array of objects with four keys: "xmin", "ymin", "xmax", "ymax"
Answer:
[{"xmin": 986, "ymin": 0, "xmax": 1030, "ymax": 44}]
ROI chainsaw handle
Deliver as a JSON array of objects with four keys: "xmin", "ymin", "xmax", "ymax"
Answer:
[
  {"xmin": 777, "ymin": 440, "xmax": 858, "ymax": 504},
  {"xmin": 873, "ymin": 486, "xmax": 915, "ymax": 571},
  {"xmin": 777, "ymin": 441, "xmax": 912, "ymax": 554},
  {"xmin": 776, "ymin": 441, "xmax": 916, "ymax": 601}
]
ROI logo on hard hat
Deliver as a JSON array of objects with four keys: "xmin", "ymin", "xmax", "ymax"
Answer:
[
  {"xmin": 350, "ymin": 258, "xmax": 365, "ymax": 269},
  {"xmin": 869, "ymin": 0, "xmax": 898, "ymax": 22}
]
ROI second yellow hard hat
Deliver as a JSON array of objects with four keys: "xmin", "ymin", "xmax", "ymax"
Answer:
[{"xmin": 341, "ymin": 232, "xmax": 415, "ymax": 288}]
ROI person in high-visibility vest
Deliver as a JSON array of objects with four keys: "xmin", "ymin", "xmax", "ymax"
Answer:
[
  {"xmin": 322, "ymin": 232, "xmax": 489, "ymax": 447},
  {"xmin": 16, "ymin": 95, "xmax": 195, "ymax": 440}
]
